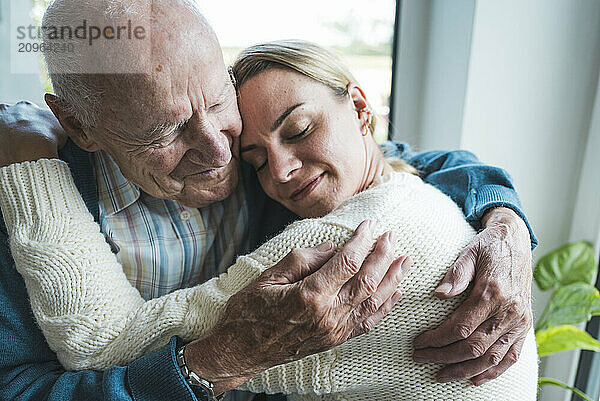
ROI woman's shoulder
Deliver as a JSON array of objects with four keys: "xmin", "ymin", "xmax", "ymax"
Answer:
[
  {"xmin": 263, "ymin": 170, "xmax": 474, "ymax": 266},
  {"xmin": 338, "ymin": 171, "xmax": 427, "ymax": 208},
  {"xmin": 373, "ymin": 170, "xmax": 423, "ymax": 189},
  {"xmin": 319, "ymin": 171, "xmax": 456, "ymax": 229}
]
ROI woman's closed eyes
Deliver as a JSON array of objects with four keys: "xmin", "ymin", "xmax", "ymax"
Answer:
[
  {"xmin": 252, "ymin": 124, "xmax": 312, "ymax": 173},
  {"xmin": 288, "ymin": 125, "xmax": 311, "ymax": 141}
]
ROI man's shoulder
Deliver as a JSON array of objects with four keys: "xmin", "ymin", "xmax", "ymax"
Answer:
[
  {"xmin": 58, "ymin": 140, "xmax": 99, "ymax": 221},
  {"xmin": 0, "ymin": 211, "xmax": 6, "ymax": 238},
  {"xmin": 58, "ymin": 139, "xmax": 93, "ymax": 171}
]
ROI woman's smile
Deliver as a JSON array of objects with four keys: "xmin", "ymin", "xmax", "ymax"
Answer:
[{"xmin": 290, "ymin": 172, "xmax": 325, "ymax": 202}]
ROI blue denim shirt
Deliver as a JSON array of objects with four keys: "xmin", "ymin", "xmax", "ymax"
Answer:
[{"xmin": 0, "ymin": 141, "xmax": 536, "ymax": 401}]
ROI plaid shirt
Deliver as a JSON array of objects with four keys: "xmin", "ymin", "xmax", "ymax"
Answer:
[{"xmin": 93, "ymin": 151, "xmax": 250, "ymax": 300}]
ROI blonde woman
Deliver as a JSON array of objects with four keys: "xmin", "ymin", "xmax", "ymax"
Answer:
[{"xmin": 0, "ymin": 41, "xmax": 538, "ymax": 400}]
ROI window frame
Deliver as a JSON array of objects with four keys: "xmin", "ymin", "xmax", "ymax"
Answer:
[
  {"xmin": 572, "ymin": 253, "xmax": 600, "ymax": 401},
  {"xmin": 388, "ymin": 0, "xmax": 402, "ymax": 141}
]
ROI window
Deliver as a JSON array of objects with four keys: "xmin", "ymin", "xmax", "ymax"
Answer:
[
  {"xmin": 30, "ymin": 0, "xmax": 398, "ymax": 142},
  {"xmin": 573, "ymin": 251, "xmax": 600, "ymax": 401},
  {"xmin": 30, "ymin": 0, "xmax": 52, "ymax": 92}
]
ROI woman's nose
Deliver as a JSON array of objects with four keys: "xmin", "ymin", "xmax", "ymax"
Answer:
[{"xmin": 269, "ymin": 150, "xmax": 301, "ymax": 183}]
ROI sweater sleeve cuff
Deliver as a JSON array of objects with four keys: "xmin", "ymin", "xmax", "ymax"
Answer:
[
  {"xmin": 0, "ymin": 159, "xmax": 90, "ymax": 232},
  {"xmin": 464, "ymin": 184, "xmax": 539, "ymax": 250},
  {"xmin": 128, "ymin": 337, "xmax": 201, "ymax": 401}
]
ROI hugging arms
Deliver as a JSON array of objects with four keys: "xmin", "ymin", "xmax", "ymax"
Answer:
[
  {"xmin": 0, "ymin": 156, "xmax": 538, "ymax": 400},
  {"xmin": 0, "ymin": 104, "xmax": 536, "ymax": 400}
]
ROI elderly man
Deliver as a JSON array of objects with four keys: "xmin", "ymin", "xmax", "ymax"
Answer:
[{"xmin": 0, "ymin": 0, "xmax": 537, "ymax": 400}]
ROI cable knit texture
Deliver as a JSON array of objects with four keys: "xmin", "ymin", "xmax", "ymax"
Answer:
[{"xmin": 0, "ymin": 160, "xmax": 538, "ymax": 400}]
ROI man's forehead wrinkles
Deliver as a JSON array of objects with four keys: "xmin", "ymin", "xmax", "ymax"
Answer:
[
  {"xmin": 146, "ymin": 121, "xmax": 178, "ymax": 136},
  {"xmin": 197, "ymin": 74, "xmax": 233, "ymax": 109},
  {"xmin": 139, "ymin": 104, "xmax": 189, "ymax": 140},
  {"xmin": 215, "ymin": 78, "xmax": 232, "ymax": 102},
  {"xmin": 196, "ymin": 76, "xmax": 207, "ymax": 110}
]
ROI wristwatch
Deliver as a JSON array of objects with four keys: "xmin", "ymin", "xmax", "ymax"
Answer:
[{"xmin": 176, "ymin": 345, "xmax": 224, "ymax": 401}]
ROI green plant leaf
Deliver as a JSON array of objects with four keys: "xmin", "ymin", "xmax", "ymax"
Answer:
[
  {"xmin": 534, "ymin": 241, "xmax": 597, "ymax": 291},
  {"xmin": 536, "ymin": 325, "xmax": 600, "ymax": 357},
  {"xmin": 535, "ymin": 283, "xmax": 600, "ymax": 331},
  {"xmin": 538, "ymin": 377, "xmax": 593, "ymax": 401},
  {"xmin": 592, "ymin": 298, "xmax": 600, "ymax": 315}
]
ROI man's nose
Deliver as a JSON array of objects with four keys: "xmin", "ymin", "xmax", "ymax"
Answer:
[
  {"xmin": 227, "ymin": 110, "xmax": 243, "ymax": 138},
  {"xmin": 186, "ymin": 121, "xmax": 232, "ymax": 168},
  {"xmin": 269, "ymin": 149, "xmax": 301, "ymax": 183}
]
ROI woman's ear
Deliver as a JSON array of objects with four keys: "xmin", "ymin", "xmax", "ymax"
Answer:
[
  {"xmin": 45, "ymin": 93, "xmax": 101, "ymax": 152},
  {"xmin": 347, "ymin": 83, "xmax": 372, "ymax": 136}
]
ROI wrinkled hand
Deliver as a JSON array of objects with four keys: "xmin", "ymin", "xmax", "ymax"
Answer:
[
  {"xmin": 0, "ymin": 101, "xmax": 67, "ymax": 167},
  {"xmin": 186, "ymin": 220, "xmax": 412, "ymax": 393},
  {"xmin": 413, "ymin": 207, "xmax": 533, "ymax": 386}
]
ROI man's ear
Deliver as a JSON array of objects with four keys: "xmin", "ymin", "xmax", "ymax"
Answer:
[
  {"xmin": 45, "ymin": 93, "xmax": 101, "ymax": 152},
  {"xmin": 347, "ymin": 83, "xmax": 371, "ymax": 132}
]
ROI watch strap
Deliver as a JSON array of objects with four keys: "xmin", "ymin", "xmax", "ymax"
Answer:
[{"xmin": 176, "ymin": 345, "xmax": 224, "ymax": 401}]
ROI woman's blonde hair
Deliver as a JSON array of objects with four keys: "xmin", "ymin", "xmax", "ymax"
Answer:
[
  {"xmin": 232, "ymin": 39, "xmax": 418, "ymax": 176},
  {"xmin": 232, "ymin": 39, "xmax": 377, "ymax": 134}
]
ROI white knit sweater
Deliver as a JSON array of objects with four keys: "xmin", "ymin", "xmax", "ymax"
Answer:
[{"xmin": 0, "ymin": 160, "xmax": 538, "ymax": 400}]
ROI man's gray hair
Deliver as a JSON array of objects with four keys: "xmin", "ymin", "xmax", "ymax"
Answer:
[{"xmin": 42, "ymin": 0, "xmax": 148, "ymax": 127}]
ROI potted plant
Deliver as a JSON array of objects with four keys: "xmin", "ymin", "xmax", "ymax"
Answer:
[{"xmin": 534, "ymin": 241, "xmax": 600, "ymax": 400}]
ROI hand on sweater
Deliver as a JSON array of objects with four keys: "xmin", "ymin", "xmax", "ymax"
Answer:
[
  {"xmin": 0, "ymin": 101, "xmax": 67, "ymax": 166},
  {"xmin": 185, "ymin": 220, "xmax": 412, "ymax": 394},
  {"xmin": 413, "ymin": 207, "xmax": 533, "ymax": 385}
]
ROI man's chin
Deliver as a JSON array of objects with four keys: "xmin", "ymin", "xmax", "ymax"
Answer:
[{"xmin": 176, "ymin": 162, "xmax": 239, "ymax": 208}]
